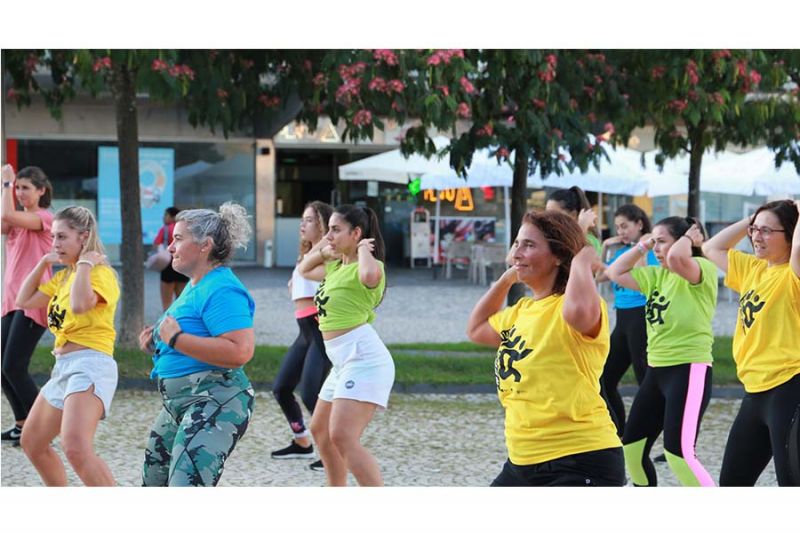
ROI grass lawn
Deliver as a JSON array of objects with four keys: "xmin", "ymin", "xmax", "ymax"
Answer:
[{"xmin": 28, "ymin": 337, "xmax": 740, "ymax": 387}]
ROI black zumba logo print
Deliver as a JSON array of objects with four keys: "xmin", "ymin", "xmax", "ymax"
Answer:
[
  {"xmin": 645, "ymin": 290, "xmax": 670, "ymax": 326},
  {"xmin": 48, "ymin": 296, "xmax": 66, "ymax": 330},
  {"xmin": 495, "ymin": 325, "xmax": 533, "ymax": 390},
  {"xmin": 738, "ymin": 289, "xmax": 766, "ymax": 333},
  {"xmin": 314, "ymin": 280, "xmax": 329, "ymax": 318}
]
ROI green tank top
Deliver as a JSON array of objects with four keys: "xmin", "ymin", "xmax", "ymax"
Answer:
[{"xmin": 314, "ymin": 259, "xmax": 385, "ymax": 332}]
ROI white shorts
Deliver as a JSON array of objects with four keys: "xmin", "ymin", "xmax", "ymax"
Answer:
[
  {"xmin": 40, "ymin": 349, "xmax": 118, "ymax": 418},
  {"xmin": 319, "ymin": 324, "xmax": 395, "ymax": 408}
]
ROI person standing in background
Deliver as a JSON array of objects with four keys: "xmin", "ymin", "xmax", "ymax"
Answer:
[
  {"xmin": 1, "ymin": 164, "xmax": 55, "ymax": 446},
  {"xmin": 154, "ymin": 207, "xmax": 189, "ymax": 311}
]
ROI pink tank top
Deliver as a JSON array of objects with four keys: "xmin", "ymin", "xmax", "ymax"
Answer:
[{"xmin": 2, "ymin": 209, "xmax": 54, "ymax": 327}]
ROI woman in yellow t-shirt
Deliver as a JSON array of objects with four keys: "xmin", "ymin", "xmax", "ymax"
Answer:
[
  {"xmin": 468, "ymin": 210, "xmax": 624, "ymax": 486},
  {"xmin": 703, "ymin": 199, "xmax": 800, "ymax": 486},
  {"xmin": 15, "ymin": 206, "xmax": 120, "ymax": 486}
]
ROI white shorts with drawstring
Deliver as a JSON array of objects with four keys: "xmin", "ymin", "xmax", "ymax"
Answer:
[{"xmin": 319, "ymin": 324, "xmax": 394, "ymax": 408}]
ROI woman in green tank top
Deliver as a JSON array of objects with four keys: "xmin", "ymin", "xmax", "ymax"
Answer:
[{"xmin": 298, "ymin": 204, "xmax": 394, "ymax": 486}]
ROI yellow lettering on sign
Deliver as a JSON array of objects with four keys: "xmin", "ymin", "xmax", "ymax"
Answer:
[
  {"xmin": 455, "ymin": 188, "xmax": 474, "ymax": 211},
  {"xmin": 422, "ymin": 188, "xmax": 475, "ymax": 212}
]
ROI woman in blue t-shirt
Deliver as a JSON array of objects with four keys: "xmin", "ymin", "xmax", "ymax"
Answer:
[
  {"xmin": 596, "ymin": 204, "xmax": 657, "ymax": 436},
  {"xmin": 138, "ymin": 202, "xmax": 256, "ymax": 487}
]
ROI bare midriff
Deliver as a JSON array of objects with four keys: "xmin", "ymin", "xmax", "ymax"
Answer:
[
  {"xmin": 53, "ymin": 341, "xmax": 92, "ymax": 356},
  {"xmin": 293, "ymin": 297, "xmax": 316, "ymax": 313}
]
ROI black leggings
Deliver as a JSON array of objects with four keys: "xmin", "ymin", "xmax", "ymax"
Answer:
[
  {"xmin": 600, "ymin": 306, "xmax": 648, "ymax": 436},
  {"xmin": 272, "ymin": 314, "xmax": 331, "ymax": 437},
  {"xmin": 719, "ymin": 373, "xmax": 800, "ymax": 486},
  {"xmin": 622, "ymin": 363, "xmax": 714, "ymax": 486},
  {"xmin": 491, "ymin": 447, "xmax": 626, "ymax": 487},
  {"xmin": 1, "ymin": 310, "xmax": 46, "ymax": 421}
]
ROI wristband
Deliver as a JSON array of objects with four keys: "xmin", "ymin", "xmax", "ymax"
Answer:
[
  {"xmin": 679, "ymin": 234, "xmax": 693, "ymax": 243},
  {"xmin": 168, "ymin": 331, "xmax": 183, "ymax": 349},
  {"xmin": 318, "ymin": 248, "xmax": 326, "ymax": 262},
  {"xmin": 635, "ymin": 242, "xmax": 648, "ymax": 255},
  {"xmin": 76, "ymin": 259, "xmax": 95, "ymax": 268}
]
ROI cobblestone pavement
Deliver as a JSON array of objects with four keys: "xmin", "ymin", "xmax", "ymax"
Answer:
[{"xmin": 1, "ymin": 391, "xmax": 777, "ymax": 487}]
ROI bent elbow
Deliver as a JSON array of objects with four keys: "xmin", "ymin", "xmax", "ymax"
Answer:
[{"xmin": 359, "ymin": 269, "xmax": 382, "ymax": 288}]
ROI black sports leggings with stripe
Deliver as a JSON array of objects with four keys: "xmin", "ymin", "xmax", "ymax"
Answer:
[
  {"xmin": 720, "ymin": 373, "xmax": 800, "ymax": 486},
  {"xmin": 272, "ymin": 314, "xmax": 331, "ymax": 437}
]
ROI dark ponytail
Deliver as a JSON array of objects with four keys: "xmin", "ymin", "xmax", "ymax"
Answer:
[
  {"xmin": 548, "ymin": 186, "xmax": 591, "ymax": 215},
  {"xmin": 335, "ymin": 204, "xmax": 386, "ymax": 262},
  {"xmin": 654, "ymin": 216, "xmax": 706, "ymax": 257}
]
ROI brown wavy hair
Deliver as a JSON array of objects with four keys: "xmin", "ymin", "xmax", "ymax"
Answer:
[
  {"xmin": 298, "ymin": 201, "xmax": 334, "ymax": 260},
  {"xmin": 750, "ymin": 199, "xmax": 798, "ymax": 247},
  {"xmin": 521, "ymin": 210, "xmax": 585, "ymax": 294}
]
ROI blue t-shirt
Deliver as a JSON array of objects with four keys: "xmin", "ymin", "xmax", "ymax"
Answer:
[
  {"xmin": 607, "ymin": 245, "xmax": 659, "ymax": 309},
  {"xmin": 151, "ymin": 267, "xmax": 255, "ymax": 379}
]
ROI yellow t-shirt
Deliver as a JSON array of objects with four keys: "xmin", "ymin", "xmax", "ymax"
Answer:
[
  {"xmin": 38, "ymin": 265, "xmax": 120, "ymax": 356},
  {"xmin": 488, "ymin": 294, "xmax": 621, "ymax": 465},
  {"xmin": 725, "ymin": 250, "xmax": 800, "ymax": 392}
]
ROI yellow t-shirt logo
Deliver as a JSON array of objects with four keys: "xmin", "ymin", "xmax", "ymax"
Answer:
[
  {"xmin": 495, "ymin": 325, "xmax": 534, "ymax": 389},
  {"xmin": 738, "ymin": 289, "xmax": 766, "ymax": 332}
]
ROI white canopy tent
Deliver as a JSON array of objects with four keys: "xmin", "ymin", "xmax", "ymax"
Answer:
[
  {"xmin": 658, "ymin": 148, "xmax": 800, "ymax": 197},
  {"xmin": 338, "ymin": 137, "xmax": 453, "ymax": 184}
]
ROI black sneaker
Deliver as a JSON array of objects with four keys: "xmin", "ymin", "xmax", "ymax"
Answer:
[
  {"xmin": 653, "ymin": 453, "xmax": 667, "ymax": 463},
  {"xmin": 309, "ymin": 459, "xmax": 324, "ymax": 471},
  {"xmin": 271, "ymin": 441, "xmax": 314, "ymax": 459},
  {"xmin": 1, "ymin": 424, "xmax": 22, "ymax": 444}
]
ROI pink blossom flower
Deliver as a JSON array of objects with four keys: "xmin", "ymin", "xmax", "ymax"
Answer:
[
  {"xmin": 460, "ymin": 76, "xmax": 476, "ymax": 94},
  {"xmin": 583, "ymin": 86, "xmax": 596, "ymax": 98},
  {"xmin": 545, "ymin": 54, "xmax": 558, "ymax": 67},
  {"xmin": 593, "ymin": 75, "xmax": 603, "ymax": 85},
  {"xmin": 217, "ymin": 89, "xmax": 229, "ymax": 100},
  {"xmin": 151, "ymin": 59, "xmax": 169, "ymax": 72},
  {"xmin": 688, "ymin": 90, "xmax": 699, "ymax": 102},
  {"xmin": 496, "ymin": 147, "xmax": 510, "ymax": 159},
  {"xmin": 668, "ymin": 99, "xmax": 688, "ymax": 113},
  {"xmin": 736, "ymin": 60, "xmax": 748, "ymax": 78},
  {"xmin": 711, "ymin": 50, "xmax": 732, "ymax": 62},
  {"xmin": 748, "ymin": 70, "xmax": 762, "ymax": 86},
  {"xmin": 651, "ymin": 66, "xmax": 666, "ymax": 80},
  {"xmin": 456, "ymin": 102, "xmax": 471, "ymax": 118},
  {"xmin": 506, "ymin": 116, "xmax": 515, "ymax": 125},
  {"xmin": 532, "ymin": 99, "xmax": 546, "ymax": 110},
  {"xmin": 368, "ymin": 77, "xmax": 387, "ymax": 92},
  {"xmin": 391, "ymin": 101, "xmax": 402, "ymax": 112},
  {"xmin": 538, "ymin": 66, "xmax": 556, "ymax": 83},
  {"xmin": 558, "ymin": 154, "xmax": 567, "ymax": 161},
  {"xmin": 712, "ymin": 92, "xmax": 724, "ymax": 105},
  {"xmin": 686, "ymin": 60, "xmax": 699, "ymax": 85},
  {"xmin": 180, "ymin": 65, "xmax": 195, "ymax": 81},
  {"xmin": 373, "ymin": 49, "xmax": 398, "ymax": 66},
  {"xmin": 92, "ymin": 56, "xmax": 112, "ymax": 73},
  {"xmin": 438, "ymin": 85, "xmax": 449, "ymax": 97},
  {"xmin": 388, "ymin": 79, "xmax": 405, "ymax": 93},
  {"xmin": 352, "ymin": 109, "xmax": 372, "ymax": 126},
  {"xmin": 603, "ymin": 122, "xmax": 615, "ymax": 134},
  {"xmin": 427, "ymin": 54, "xmax": 442, "ymax": 66}
]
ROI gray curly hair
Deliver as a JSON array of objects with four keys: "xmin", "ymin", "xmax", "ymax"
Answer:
[{"xmin": 176, "ymin": 202, "xmax": 252, "ymax": 265}]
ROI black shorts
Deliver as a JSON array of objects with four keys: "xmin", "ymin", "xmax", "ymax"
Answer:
[
  {"xmin": 491, "ymin": 447, "xmax": 625, "ymax": 487},
  {"xmin": 160, "ymin": 261, "xmax": 189, "ymax": 283}
]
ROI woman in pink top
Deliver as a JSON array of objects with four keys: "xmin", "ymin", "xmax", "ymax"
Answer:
[{"xmin": 1, "ymin": 164, "xmax": 54, "ymax": 444}]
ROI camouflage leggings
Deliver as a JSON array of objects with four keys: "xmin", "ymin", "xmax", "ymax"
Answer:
[{"xmin": 142, "ymin": 368, "xmax": 254, "ymax": 487}]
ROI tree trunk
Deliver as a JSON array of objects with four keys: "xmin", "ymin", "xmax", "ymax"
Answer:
[
  {"xmin": 111, "ymin": 61, "xmax": 144, "ymax": 348},
  {"xmin": 507, "ymin": 150, "xmax": 529, "ymax": 306},
  {"xmin": 686, "ymin": 127, "xmax": 705, "ymax": 220}
]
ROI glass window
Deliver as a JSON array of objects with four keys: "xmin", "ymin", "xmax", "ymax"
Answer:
[{"xmin": 13, "ymin": 139, "xmax": 256, "ymax": 262}]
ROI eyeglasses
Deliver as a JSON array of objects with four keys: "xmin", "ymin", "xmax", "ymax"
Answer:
[{"xmin": 747, "ymin": 225, "xmax": 786, "ymax": 238}]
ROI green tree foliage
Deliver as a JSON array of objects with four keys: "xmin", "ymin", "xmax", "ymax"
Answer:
[{"xmin": 612, "ymin": 50, "xmax": 800, "ymax": 217}]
